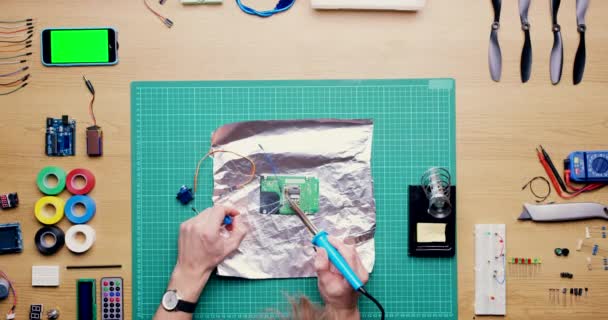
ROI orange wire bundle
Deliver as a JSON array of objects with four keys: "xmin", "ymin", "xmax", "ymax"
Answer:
[{"xmin": 193, "ymin": 149, "xmax": 256, "ymax": 194}]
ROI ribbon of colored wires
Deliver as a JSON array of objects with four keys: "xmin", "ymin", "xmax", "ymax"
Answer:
[
  {"xmin": 143, "ymin": 0, "xmax": 174, "ymax": 28},
  {"xmin": 83, "ymin": 76, "xmax": 97, "ymax": 126},
  {"xmin": 236, "ymin": 0, "xmax": 296, "ymax": 17},
  {"xmin": 0, "ymin": 271, "xmax": 17, "ymax": 318},
  {"xmin": 193, "ymin": 149, "xmax": 256, "ymax": 194}
]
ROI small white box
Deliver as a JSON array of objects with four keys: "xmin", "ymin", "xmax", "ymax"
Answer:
[
  {"xmin": 32, "ymin": 266, "xmax": 60, "ymax": 287},
  {"xmin": 311, "ymin": 0, "xmax": 427, "ymax": 11}
]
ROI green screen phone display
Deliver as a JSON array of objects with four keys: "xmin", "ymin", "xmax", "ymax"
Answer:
[{"xmin": 50, "ymin": 29, "xmax": 110, "ymax": 63}]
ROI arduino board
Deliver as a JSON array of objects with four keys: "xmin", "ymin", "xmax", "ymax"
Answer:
[
  {"xmin": 46, "ymin": 115, "xmax": 75, "ymax": 156},
  {"xmin": 259, "ymin": 175, "xmax": 319, "ymax": 215}
]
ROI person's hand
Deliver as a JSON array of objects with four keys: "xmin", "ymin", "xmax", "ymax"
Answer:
[
  {"xmin": 169, "ymin": 205, "xmax": 248, "ymax": 301},
  {"xmin": 314, "ymin": 237, "xmax": 368, "ymax": 318}
]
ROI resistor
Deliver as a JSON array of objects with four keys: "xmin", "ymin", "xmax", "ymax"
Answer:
[{"xmin": 592, "ymin": 244, "xmax": 599, "ymax": 256}]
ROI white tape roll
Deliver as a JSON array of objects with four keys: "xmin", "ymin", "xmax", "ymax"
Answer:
[{"xmin": 65, "ymin": 224, "xmax": 96, "ymax": 253}]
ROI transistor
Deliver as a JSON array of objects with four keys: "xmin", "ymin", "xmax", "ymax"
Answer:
[
  {"xmin": 0, "ymin": 193, "xmax": 18, "ymax": 209},
  {"xmin": 45, "ymin": 115, "xmax": 75, "ymax": 156}
]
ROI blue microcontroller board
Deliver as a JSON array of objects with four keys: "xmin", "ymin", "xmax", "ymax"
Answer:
[{"xmin": 46, "ymin": 115, "xmax": 75, "ymax": 156}]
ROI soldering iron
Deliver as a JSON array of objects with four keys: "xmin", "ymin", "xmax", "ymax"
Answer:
[{"xmin": 286, "ymin": 195, "xmax": 385, "ymax": 319}]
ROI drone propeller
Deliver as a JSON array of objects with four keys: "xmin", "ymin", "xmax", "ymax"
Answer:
[
  {"xmin": 489, "ymin": 0, "xmax": 502, "ymax": 82},
  {"xmin": 573, "ymin": 0, "xmax": 589, "ymax": 85},
  {"xmin": 519, "ymin": 0, "xmax": 532, "ymax": 83},
  {"xmin": 550, "ymin": 0, "xmax": 563, "ymax": 85}
]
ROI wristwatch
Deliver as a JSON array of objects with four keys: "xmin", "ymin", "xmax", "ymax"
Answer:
[{"xmin": 161, "ymin": 289, "xmax": 198, "ymax": 313}]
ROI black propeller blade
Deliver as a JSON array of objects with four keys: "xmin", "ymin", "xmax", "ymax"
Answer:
[
  {"xmin": 519, "ymin": 0, "xmax": 532, "ymax": 83},
  {"xmin": 573, "ymin": 0, "xmax": 589, "ymax": 85},
  {"xmin": 489, "ymin": 0, "xmax": 502, "ymax": 82},
  {"xmin": 550, "ymin": 0, "xmax": 563, "ymax": 85}
]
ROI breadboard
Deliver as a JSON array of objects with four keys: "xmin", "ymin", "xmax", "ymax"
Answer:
[
  {"xmin": 474, "ymin": 224, "xmax": 507, "ymax": 315},
  {"xmin": 131, "ymin": 79, "xmax": 456, "ymax": 319}
]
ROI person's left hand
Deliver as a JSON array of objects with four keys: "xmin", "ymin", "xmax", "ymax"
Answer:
[{"xmin": 170, "ymin": 205, "xmax": 248, "ymax": 301}]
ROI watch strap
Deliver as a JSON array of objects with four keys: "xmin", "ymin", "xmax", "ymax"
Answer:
[{"xmin": 176, "ymin": 299, "xmax": 198, "ymax": 313}]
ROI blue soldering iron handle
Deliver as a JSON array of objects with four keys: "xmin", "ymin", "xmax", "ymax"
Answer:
[{"xmin": 312, "ymin": 231, "xmax": 364, "ymax": 290}]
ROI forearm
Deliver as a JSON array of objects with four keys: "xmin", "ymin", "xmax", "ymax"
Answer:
[{"xmin": 153, "ymin": 266, "xmax": 211, "ymax": 320}]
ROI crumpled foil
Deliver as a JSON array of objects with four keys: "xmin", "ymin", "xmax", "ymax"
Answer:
[{"xmin": 211, "ymin": 119, "xmax": 376, "ymax": 279}]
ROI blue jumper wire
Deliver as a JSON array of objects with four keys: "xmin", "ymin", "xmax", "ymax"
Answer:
[{"xmin": 236, "ymin": 0, "xmax": 296, "ymax": 17}]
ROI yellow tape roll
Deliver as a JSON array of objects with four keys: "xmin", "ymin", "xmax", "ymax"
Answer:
[{"xmin": 34, "ymin": 196, "xmax": 65, "ymax": 225}]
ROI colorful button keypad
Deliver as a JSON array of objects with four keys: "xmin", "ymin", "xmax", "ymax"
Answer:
[{"xmin": 101, "ymin": 277, "xmax": 123, "ymax": 320}]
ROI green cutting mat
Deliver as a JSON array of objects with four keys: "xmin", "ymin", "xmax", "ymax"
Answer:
[{"xmin": 131, "ymin": 79, "xmax": 457, "ymax": 319}]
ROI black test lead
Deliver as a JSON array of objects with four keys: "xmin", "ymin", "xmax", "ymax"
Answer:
[{"xmin": 83, "ymin": 76, "xmax": 103, "ymax": 156}]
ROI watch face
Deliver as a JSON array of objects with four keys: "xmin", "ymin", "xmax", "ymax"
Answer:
[{"xmin": 162, "ymin": 290, "xmax": 179, "ymax": 310}]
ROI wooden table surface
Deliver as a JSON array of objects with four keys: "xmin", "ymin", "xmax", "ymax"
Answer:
[{"xmin": 1, "ymin": 0, "xmax": 607, "ymax": 319}]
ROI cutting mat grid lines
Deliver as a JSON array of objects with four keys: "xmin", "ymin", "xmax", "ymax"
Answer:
[{"xmin": 131, "ymin": 79, "xmax": 456, "ymax": 319}]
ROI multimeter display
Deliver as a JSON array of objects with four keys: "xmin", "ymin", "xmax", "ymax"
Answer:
[{"xmin": 568, "ymin": 151, "xmax": 608, "ymax": 183}]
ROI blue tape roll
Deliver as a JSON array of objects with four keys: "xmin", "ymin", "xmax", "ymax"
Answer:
[{"xmin": 64, "ymin": 195, "xmax": 96, "ymax": 224}]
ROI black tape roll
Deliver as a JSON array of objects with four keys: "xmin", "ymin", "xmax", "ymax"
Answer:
[{"xmin": 35, "ymin": 226, "xmax": 65, "ymax": 255}]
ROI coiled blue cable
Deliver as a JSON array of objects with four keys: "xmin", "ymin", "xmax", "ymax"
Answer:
[{"xmin": 236, "ymin": 0, "xmax": 296, "ymax": 17}]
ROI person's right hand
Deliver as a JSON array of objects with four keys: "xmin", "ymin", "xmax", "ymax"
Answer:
[{"xmin": 314, "ymin": 236, "xmax": 369, "ymax": 317}]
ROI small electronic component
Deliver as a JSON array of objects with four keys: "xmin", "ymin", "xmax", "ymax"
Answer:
[
  {"xmin": 29, "ymin": 304, "xmax": 43, "ymax": 320},
  {"xmin": 176, "ymin": 185, "xmax": 194, "ymax": 205},
  {"xmin": 182, "ymin": 0, "xmax": 222, "ymax": 3},
  {"xmin": 45, "ymin": 115, "xmax": 75, "ymax": 156},
  {"xmin": 259, "ymin": 175, "xmax": 319, "ymax": 215},
  {"xmin": 0, "ymin": 193, "xmax": 18, "ymax": 210},
  {"xmin": 47, "ymin": 308, "xmax": 60, "ymax": 320},
  {"xmin": 554, "ymin": 248, "xmax": 570, "ymax": 256},
  {"xmin": 560, "ymin": 272, "xmax": 574, "ymax": 279},
  {"xmin": 83, "ymin": 76, "xmax": 103, "ymax": 157},
  {"xmin": 0, "ymin": 223, "xmax": 23, "ymax": 254},
  {"xmin": 585, "ymin": 226, "xmax": 607, "ymax": 239},
  {"xmin": 0, "ymin": 278, "xmax": 8, "ymax": 300}
]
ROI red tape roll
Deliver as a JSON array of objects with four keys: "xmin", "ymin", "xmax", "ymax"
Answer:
[{"xmin": 66, "ymin": 168, "xmax": 96, "ymax": 195}]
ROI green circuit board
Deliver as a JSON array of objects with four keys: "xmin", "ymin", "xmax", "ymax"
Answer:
[{"xmin": 259, "ymin": 175, "xmax": 319, "ymax": 215}]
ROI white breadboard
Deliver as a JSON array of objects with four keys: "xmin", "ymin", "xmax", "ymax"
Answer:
[
  {"xmin": 474, "ymin": 224, "xmax": 506, "ymax": 315},
  {"xmin": 31, "ymin": 266, "xmax": 60, "ymax": 287},
  {"xmin": 311, "ymin": 0, "xmax": 426, "ymax": 11}
]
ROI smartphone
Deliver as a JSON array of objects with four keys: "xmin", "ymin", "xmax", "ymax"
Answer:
[{"xmin": 41, "ymin": 27, "xmax": 118, "ymax": 66}]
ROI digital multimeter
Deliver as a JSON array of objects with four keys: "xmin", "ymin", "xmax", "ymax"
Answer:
[{"xmin": 568, "ymin": 150, "xmax": 608, "ymax": 183}]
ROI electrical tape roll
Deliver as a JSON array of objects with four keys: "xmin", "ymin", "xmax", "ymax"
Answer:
[
  {"xmin": 35, "ymin": 226, "xmax": 65, "ymax": 255},
  {"xmin": 65, "ymin": 224, "xmax": 96, "ymax": 254},
  {"xmin": 66, "ymin": 168, "xmax": 96, "ymax": 195},
  {"xmin": 34, "ymin": 196, "xmax": 65, "ymax": 225},
  {"xmin": 64, "ymin": 195, "xmax": 96, "ymax": 224},
  {"xmin": 36, "ymin": 166, "xmax": 67, "ymax": 195}
]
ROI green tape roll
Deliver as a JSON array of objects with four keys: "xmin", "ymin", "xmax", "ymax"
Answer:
[{"xmin": 37, "ymin": 166, "xmax": 67, "ymax": 195}]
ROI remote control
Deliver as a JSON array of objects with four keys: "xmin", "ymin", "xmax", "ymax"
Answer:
[{"xmin": 101, "ymin": 277, "xmax": 123, "ymax": 319}]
